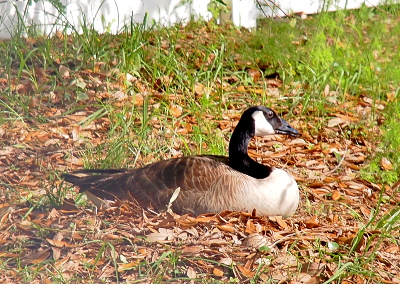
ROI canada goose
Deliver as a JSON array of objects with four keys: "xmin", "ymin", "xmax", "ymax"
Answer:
[{"xmin": 62, "ymin": 106, "xmax": 300, "ymax": 216}]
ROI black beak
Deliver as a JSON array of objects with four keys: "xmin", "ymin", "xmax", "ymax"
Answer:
[{"xmin": 275, "ymin": 119, "xmax": 300, "ymax": 137}]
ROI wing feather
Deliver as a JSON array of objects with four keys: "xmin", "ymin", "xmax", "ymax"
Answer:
[{"xmin": 63, "ymin": 155, "xmax": 231, "ymax": 214}]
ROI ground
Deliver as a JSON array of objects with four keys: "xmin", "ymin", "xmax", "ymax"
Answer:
[{"xmin": 1, "ymin": 6, "xmax": 400, "ymax": 283}]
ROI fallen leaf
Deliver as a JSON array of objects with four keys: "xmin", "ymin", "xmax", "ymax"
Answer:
[
  {"xmin": 216, "ymin": 224, "xmax": 235, "ymax": 233},
  {"xmin": 154, "ymin": 75, "xmax": 172, "ymax": 91},
  {"xmin": 331, "ymin": 191, "xmax": 341, "ymax": 201},
  {"xmin": 59, "ymin": 65, "xmax": 70, "ymax": 77},
  {"xmin": 247, "ymin": 68, "xmax": 261, "ymax": 82},
  {"xmin": 219, "ymin": 257, "xmax": 233, "ymax": 266},
  {"xmin": 47, "ymin": 208, "xmax": 61, "ymax": 219},
  {"xmin": 304, "ymin": 216, "xmax": 319, "ymax": 228},
  {"xmin": 146, "ymin": 228, "xmax": 174, "ymax": 242},
  {"xmin": 169, "ymin": 104, "xmax": 183, "ymax": 118},
  {"xmin": 118, "ymin": 260, "xmax": 140, "ymax": 272},
  {"xmin": 21, "ymin": 249, "xmax": 51, "ymax": 265},
  {"xmin": 46, "ymin": 238, "xmax": 76, "ymax": 248},
  {"xmin": 274, "ymin": 216, "xmax": 288, "ymax": 229},
  {"xmin": 380, "ymin": 157, "xmax": 393, "ymax": 171},
  {"xmin": 182, "ymin": 245, "xmax": 204, "ymax": 254},
  {"xmin": 328, "ymin": 117, "xmax": 349, "ymax": 127},
  {"xmin": 187, "ymin": 266, "xmax": 197, "ymax": 278},
  {"xmin": 213, "ymin": 267, "xmax": 224, "ymax": 277},
  {"xmin": 237, "ymin": 264, "xmax": 255, "ymax": 278},
  {"xmin": 242, "ymin": 233, "xmax": 268, "ymax": 249},
  {"xmin": 385, "ymin": 245, "xmax": 399, "ymax": 254},
  {"xmin": 0, "ymin": 204, "xmax": 12, "ymax": 229},
  {"xmin": 289, "ymin": 138, "xmax": 307, "ymax": 146}
]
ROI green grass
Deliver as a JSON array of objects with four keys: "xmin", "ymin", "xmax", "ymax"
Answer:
[
  {"xmin": 1, "ymin": 3, "xmax": 400, "ymax": 283},
  {"xmin": 362, "ymin": 98, "xmax": 400, "ymax": 184}
]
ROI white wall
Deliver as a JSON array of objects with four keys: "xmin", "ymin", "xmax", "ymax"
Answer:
[
  {"xmin": 0, "ymin": 0, "xmax": 214, "ymax": 39},
  {"xmin": 0, "ymin": 0, "xmax": 395, "ymax": 39},
  {"xmin": 259, "ymin": 0, "xmax": 396, "ymax": 17}
]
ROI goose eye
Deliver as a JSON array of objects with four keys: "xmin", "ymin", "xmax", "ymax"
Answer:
[{"xmin": 266, "ymin": 111, "xmax": 274, "ymax": 119}]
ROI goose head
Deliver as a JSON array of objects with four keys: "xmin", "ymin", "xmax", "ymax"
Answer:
[
  {"xmin": 250, "ymin": 106, "xmax": 300, "ymax": 137},
  {"xmin": 229, "ymin": 106, "xmax": 299, "ymax": 179}
]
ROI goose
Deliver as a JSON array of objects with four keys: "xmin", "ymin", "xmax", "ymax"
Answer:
[{"xmin": 62, "ymin": 106, "xmax": 300, "ymax": 216}]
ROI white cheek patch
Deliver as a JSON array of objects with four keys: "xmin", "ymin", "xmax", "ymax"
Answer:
[{"xmin": 252, "ymin": 111, "xmax": 276, "ymax": 136}]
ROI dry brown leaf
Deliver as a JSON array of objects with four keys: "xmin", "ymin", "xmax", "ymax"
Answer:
[
  {"xmin": 176, "ymin": 216, "xmax": 198, "ymax": 227},
  {"xmin": 182, "ymin": 245, "xmax": 204, "ymax": 254},
  {"xmin": 46, "ymin": 238, "xmax": 76, "ymax": 248},
  {"xmin": 242, "ymin": 233, "xmax": 268, "ymax": 249},
  {"xmin": 331, "ymin": 191, "xmax": 342, "ymax": 201},
  {"xmin": 237, "ymin": 85, "xmax": 246, "ymax": 92},
  {"xmin": 359, "ymin": 206, "xmax": 371, "ymax": 218},
  {"xmin": 146, "ymin": 228, "xmax": 174, "ymax": 242},
  {"xmin": 170, "ymin": 104, "xmax": 183, "ymax": 118},
  {"xmin": 112, "ymin": 91, "xmax": 128, "ymax": 100},
  {"xmin": 245, "ymin": 219, "xmax": 256, "ymax": 234},
  {"xmin": 29, "ymin": 96, "xmax": 40, "ymax": 108},
  {"xmin": 237, "ymin": 264, "xmax": 255, "ymax": 278},
  {"xmin": 298, "ymin": 272, "xmax": 312, "ymax": 283},
  {"xmin": 304, "ymin": 216, "xmax": 319, "ymax": 229},
  {"xmin": 0, "ymin": 205, "xmax": 12, "ymax": 229},
  {"xmin": 154, "ymin": 75, "xmax": 172, "ymax": 91},
  {"xmin": 274, "ymin": 216, "xmax": 288, "ymax": 229},
  {"xmin": 125, "ymin": 73, "xmax": 136, "ymax": 82},
  {"xmin": 216, "ymin": 224, "xmax": 235, "ymax": 233},
  {"xmin": 345, "ymin": 162, "xmax": 361, "ymax": 170},
  {"xmin": 219, "ymin": 257, "xmax": 233, "ymax": 266},
  {"xmin": 118, "ymin": 260, "xmax": 140, "ymax": 272},
  {"xmin": 289, "ymin": 138, "xmax": 307, "ymax": 146},
  {"xmin": 134, "ymin": 93, "xmax": 144, "ymax": 105},
  {"xmin": 44, "ymin": 138, "xmax": 61, "ymax": 146},
  {"xmin": 47, "ymin": 208, "xmax": 61, "ymax": 219},
  {"xmin": 213, "ymin": 267, "xmax": 224, "ymax": 277},
  {"xmin": 55, "ymin": 199, "xmax": 79, "ymax": 213},
  {"xmin": 65, "ymin": 156, "xmax": 84, "ymax": 166},
  {"xmin": 385, "ymin": 245, "xmax": 399, "ymax": 254},
  {"xmin": 52, "ymin": 247, "xmax": 61, "ymax": 260},
  {"xmin": 247, "ymin": 68, "xmax": 261, "ymax": 82},
  {"xmin": 54, "ymin": 256, "xmax": 70, "ymax": 269},
  {"xmin": 21, "ymin": 249, "xmax": 51, "ymax": 265},
  {"xmin": 306, "ymin": 276, "xmax": 325, "ymax": 284},
  {"xmin": 380, "ymin": 157, "xmax": 393, "ymax": 171},
  {"xmin": 187, "ymin": 266, "xmax": 197, "ymax": 278},
  {"xmin": 194, "ymin": 82, "xmax": 207, "ymax": 96},
  {"xmin": 59, "ymin": 65, "xmax": 70, "ymax": 78},
  {"xmin": 323, "ymin": 177, "xmax": 339, "ymax": 183},
  {"xmin": 328, "ymin": 117, "xmax": 349, "ymax": 127},
  {"xmin": 103, "ymin": 234, "xmax": 122, "ymax": 240}
]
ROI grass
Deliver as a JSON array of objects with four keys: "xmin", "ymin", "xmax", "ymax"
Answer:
[
  {"xmin": 0, "ymin": 2, "xmax": 400, "ymax": 283},
  {"xmin": 362, "ymin": 98, "xmax": 400, "ymax": 184}
]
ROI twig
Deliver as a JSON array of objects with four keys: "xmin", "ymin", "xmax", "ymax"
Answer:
[
  {"xmin": 271, "ymin": 232, "xmax": 300, "ymax": 247},
  {"xmin": 255, "ymin": 0, "xmax": 290, "ymax": 19},
  {"xmin": 365, "ymin": 0, "xmax": 394, "ymax": 16},
  {"xmin": 324, "ymin": 125, "xmax": 348, "ymax": 175},
  {"xmin": 325, "ymin": 143, "xmax": 348, "ymax": 175}
]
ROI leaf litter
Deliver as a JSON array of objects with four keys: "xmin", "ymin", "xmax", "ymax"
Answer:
[{"xmin": 1, "ymin": 25, "xmax": 400, "ymax": 283}]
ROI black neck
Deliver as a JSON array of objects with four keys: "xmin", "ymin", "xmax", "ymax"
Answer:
[{"xmin": 228, "ymin": 119, "xmax": 272, "ymax": 179}]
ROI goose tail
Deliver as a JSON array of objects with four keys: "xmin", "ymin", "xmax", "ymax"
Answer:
[{"xmin": 61, "ymin": 169, "xmax": 132, "ymax": 201}]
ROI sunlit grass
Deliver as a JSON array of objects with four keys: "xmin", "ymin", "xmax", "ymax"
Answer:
[{"xmin": 361, "ymin": 97, "xmax": 400, "ymax": 184}]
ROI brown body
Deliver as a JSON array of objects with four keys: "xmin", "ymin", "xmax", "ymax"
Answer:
[{"xmin": 63, "ymin": 156, "xmax": 233, "ymax": 215}]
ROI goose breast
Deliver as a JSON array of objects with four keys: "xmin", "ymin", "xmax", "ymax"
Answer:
[{"xmin": 196, "ymin": 167, "xmax": 299, "ymax": 216}]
